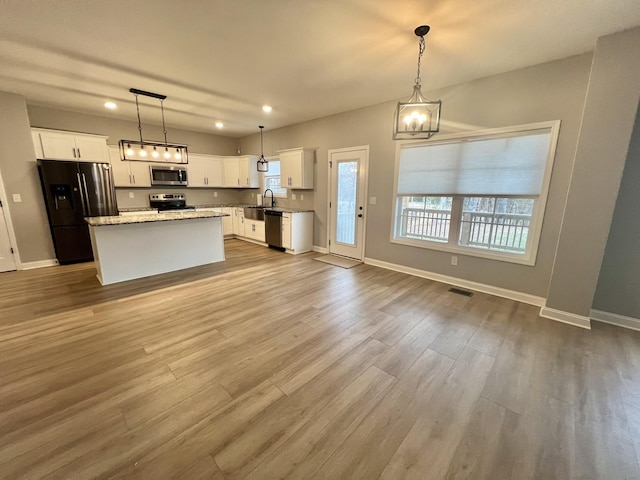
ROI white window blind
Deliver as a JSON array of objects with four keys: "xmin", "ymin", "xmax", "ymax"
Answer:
[{"xmin": 397, "ymin": 129, "xmax": 553, "ymax": 196}]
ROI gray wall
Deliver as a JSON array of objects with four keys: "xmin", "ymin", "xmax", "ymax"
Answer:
[
  {"xmin": 592, "ymin": 104, "xmax": 640, "ymax": 319},
  {"xmin": 0, "ymin": 93, "xmax": 55, "ymax": 263},
  {"xmin": 240, "ymin": 53, "xmax": 593, "ymax": 298},
  {"xmin": 546, "ymin": 27, "xmax": 640, "ymax": 317}
]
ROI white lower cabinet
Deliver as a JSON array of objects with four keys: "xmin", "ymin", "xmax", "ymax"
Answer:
[
  {"xmin": 232, "ymin": 208, "xmax": 245, "ymax": 236},
  {"xmin": 282, "ymin": 211, "xmax": 313, "ymax": 254},
  {"xmin": 195, "ymin": 207, "xmax": 233, "ymax": 235},
  {"xmin": 244, "ymin": 220, "xmax": 265, "ymax": 242}
]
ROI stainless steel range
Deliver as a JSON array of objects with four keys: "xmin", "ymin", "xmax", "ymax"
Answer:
[{"xmin": 149, "ymin": 193, "xmax": 195, "ymax": 212}]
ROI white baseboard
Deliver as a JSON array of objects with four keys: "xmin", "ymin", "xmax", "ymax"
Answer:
[
  {"xmin": 19, "ymin": 259, "xmax": 59, "ymax": 270},
  {"xmin": 590, "ymin": 309, "xmax": 640, "ymax": 332},
  {"xmin": 312, "ymin": 245, "xmax": 329, "ymax": 254},
  {"xmin": 363, "ymin": 257, "xmax": 546, "ymax": 307},
  {"xmin": 539, "ymin": 307, "xmax": 591, "ymax": 329}
]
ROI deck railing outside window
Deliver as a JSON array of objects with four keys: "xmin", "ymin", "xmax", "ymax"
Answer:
[{"xmin": 399, "ymin": 208, "xmax": 531, "ymax": 253}]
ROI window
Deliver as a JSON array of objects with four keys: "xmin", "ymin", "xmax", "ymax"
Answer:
[
  {"xmin": 392, "ymin": 122, "xmax": 559, "ymax": 265},
  {"xmin": 262, "ymin": 159, "xmax": 287, "ymax": 197}
]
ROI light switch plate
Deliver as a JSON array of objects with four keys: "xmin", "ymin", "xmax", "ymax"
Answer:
[
  {"xmin": 214, "ymin": 191, "xmax": 218, "ymax": 197},
  {"xmin": 12, "ymin": 194, "xmax": 22, "ymax": 203},
  {"xmin": 369, "ymin": 197, "xmax": 377, "ymax": 205},
  {"xmin": 300, "ymin": 194, "xmax": 304, "ymax": 201},
  {"xmin": 292, "ymin": 193, "xmax": 297, "ymax": 200}
]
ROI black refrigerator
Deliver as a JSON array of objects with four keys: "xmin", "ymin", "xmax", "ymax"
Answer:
[{"xmin": 38, "ymin": 160, "xmax": 118, "ymax": 264}]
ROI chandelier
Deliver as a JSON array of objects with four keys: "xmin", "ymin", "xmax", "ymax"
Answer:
[
  {"xmin": 119, "ymin": 88, "xmax": 188, "ymax": 163},
  {"xmin": 393, "ymin": 25, "xmax": 442, "ymax": 140}
]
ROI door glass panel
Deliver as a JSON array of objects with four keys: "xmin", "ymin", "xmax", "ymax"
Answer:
[{"xmin": 336, "ymin": 160, "xmax": 358, "ymax": 245}]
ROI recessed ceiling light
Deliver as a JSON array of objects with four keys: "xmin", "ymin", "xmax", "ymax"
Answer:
[
  {"xmin": 104, "ymin": 101, "xmax": 117, "ymax": 110},
  {"xmin": 215, "ymin": 122, "xmax": 224, "ymax": 129},
  {"xmin": 262, "ymin": 105, "xmax": 272, "ymax": 113}
]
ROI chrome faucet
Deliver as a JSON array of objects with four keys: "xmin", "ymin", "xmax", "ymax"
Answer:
[{"xmin": 264, "ymin": 188, "xmax": 275, "ymax": 207}]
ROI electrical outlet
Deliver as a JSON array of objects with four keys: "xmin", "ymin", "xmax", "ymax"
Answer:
[
  {"xmin": 292, "ymin": 193, "xmax": 297, "ymax": 200},
  {"xmin": 128, "ymin": 192, "xmax": 135, "ymax": 199},
  {"xmin": 451, "ymin": 256, "xmax": 458, "ymax": 266},
  {"xmin": 369, "ymin": 197, "xmax": 377, "ymax": 205},
  {"xmin": 214, "ymin": 191, "xmax": 218, "ymax": 197},
  {"xmin": 12, "ymin": 194, "xmax": 22, "ymax": 203}
]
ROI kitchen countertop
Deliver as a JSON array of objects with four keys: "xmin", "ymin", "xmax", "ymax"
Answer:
[
  {"xmin": 86, "ymin": 211, "xmax": 227, "ymax": 226},
  {"xmin": 264, "ymin": 207, "xmax": 314, "ymax": 213}
]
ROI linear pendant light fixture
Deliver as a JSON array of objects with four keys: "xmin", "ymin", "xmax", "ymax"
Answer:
[
  {"xmin": 257, "ymin": 125, "xmax": 269, "ymax": 172},
  {"xmin": 119, "ymin": 88, "xmax": 188, "ymax": 163},
  {"xmin": 393, "ymin": 25, "xmax": 442, "ymax": 140}
]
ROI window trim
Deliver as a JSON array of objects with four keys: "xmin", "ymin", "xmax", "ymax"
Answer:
[
  {"xmin": 390, "ymin": 121, "xmax": 561, "ymax": 266},
  {"xmin": 261, "ymin": 156, "xmax": 287, "ymax": 198}
]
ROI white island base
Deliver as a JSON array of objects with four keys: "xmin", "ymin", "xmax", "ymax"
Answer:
[{"xmin": 88, "ymin": 215, "xmax": 225, "ymax": 285}]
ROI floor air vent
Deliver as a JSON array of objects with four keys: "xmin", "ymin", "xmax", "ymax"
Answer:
[{"xmin": 448, "ymin": 287, "xmax": 474, "ymax": 297}]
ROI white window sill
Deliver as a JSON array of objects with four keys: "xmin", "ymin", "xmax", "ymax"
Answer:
[{"xmin": 390, "ymin": 237, "xmax": 537, "ymax": 266}]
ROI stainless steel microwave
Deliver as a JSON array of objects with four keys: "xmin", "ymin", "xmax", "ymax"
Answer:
[{"xmin": 150, "ymin": 165, "xmax": 188, "ymax": 186}]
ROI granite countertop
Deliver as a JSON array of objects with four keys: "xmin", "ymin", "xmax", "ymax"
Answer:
[
  {"xmin": 118, "ymin": 207, "xmax": 158, "ymax": 212},
  {"xmin": 86, "ymin": 211, "xmax": 228, "ymax": 226},
  {"xmin": 265, "ymin": 207, "xmax": 314, "ymax": 213}
]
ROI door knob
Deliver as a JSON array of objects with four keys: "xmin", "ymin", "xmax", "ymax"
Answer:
[{"xmin": 358, "ymin": 214, "xmax": 363, "ymax": 218}]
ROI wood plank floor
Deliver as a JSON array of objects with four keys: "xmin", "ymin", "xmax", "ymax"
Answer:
[{"xmin": 1, "ymin": 239, "xmax": 639, "ymax": 479}]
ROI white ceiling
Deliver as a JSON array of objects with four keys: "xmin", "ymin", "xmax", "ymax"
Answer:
[{"xmin": 1, "ymin": 0, "xmax": 639, "ymax": 138}]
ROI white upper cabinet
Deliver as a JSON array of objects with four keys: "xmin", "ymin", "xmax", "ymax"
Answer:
[
  {"xmin": 278, "ymin": 148, "xmax": 314, "ymax": 189},
  {"xmin": 32, "ymin": 128, "xmax": 109, "ymax": 162},
  {"xmin": 188, "ymin": 154, "xmax": 223, "ymax": 187},
  {"xmin": 223, "ymin": 155, "xmax": 259, "ymax": 188},
  {"xmin": 108, "ymin": 147, "xmax": 151, "ymax": 187}
]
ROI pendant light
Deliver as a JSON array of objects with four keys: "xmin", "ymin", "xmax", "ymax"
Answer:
[
  {"xmin": 393, "ymin": 25, "xmax": 442, "ymax": 140},
  {"xmin": 257, "ymin": 125, "xmax": 269, "ymax": 172},
  {"xmin": 119, "ymin": 88, "xmax": 188, "ymax": 163}
]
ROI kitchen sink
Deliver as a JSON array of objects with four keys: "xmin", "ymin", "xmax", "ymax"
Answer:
[{"xmin": 244, "ymin": 206, "xmax": 265, "ymax": 221}]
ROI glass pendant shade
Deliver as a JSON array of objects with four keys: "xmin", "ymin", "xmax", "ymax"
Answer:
[{"xmin": 257, "ymin": 156, "xmax": 269, "ymax": 172}]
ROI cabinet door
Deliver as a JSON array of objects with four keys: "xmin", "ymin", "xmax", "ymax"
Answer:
[
  {"xmin": 38, "ymin": 131, "xmax": 77, "ymax": 160},
  {"xmin": 224, "ymin": 158, "xmax": 240, "ymax": 187},
  {"xmin": 279, "ymin": 149, "xmax": 314, "ymax": 189},
  {"xmin": 108, "ymin": 147, "xmax": 133, "ymax": 187},
  {"xmin": 221, "ymin": 207, "xmax": 233, "ymax": 235},
  {"xmin": 129, "ymin": 162, "xmax": 152, "ymax": 187},
  {"xmin": 239, "ymin": 156, "xmax": 259, "ymax": 188},
  {"xmin": 282, "ymin": 216, "xmax": 292, "ymax": 249},
  {"xmin": 206, "ymin": 156, "xmax": 225, "ymax": 187},
  {"xmin": 74, "ymin": 135, "xmax": 108, "ymax": 162},
  {"xmin": 187, "ymin": 154, "xmax": 208, "ymax": 187}
]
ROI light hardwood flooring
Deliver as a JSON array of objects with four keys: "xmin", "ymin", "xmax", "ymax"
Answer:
[{"xmin": 1, "ymin": 239, "xmax": 639, "ymax": 479}]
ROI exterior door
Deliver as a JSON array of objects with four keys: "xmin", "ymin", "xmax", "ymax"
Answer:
[
  {"xmin": 0, "ymin": 187, "xmax": 16, "ymax": 272},
  {"xmin": 328, "ymin": 146, "xmax": 369, "ymax": 260}
]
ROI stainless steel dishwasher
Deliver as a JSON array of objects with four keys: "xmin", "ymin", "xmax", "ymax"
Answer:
[{"xmin": 265, "ymin": 210, "xmax": 284, "ymax": 249}]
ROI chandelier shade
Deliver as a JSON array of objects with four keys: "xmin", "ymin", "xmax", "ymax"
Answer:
[{"xmin": 393, "ymin": 25, "xmax": 442, "ymax": 140}]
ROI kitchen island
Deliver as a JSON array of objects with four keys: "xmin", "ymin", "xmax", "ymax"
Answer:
[{"xmin": 85, "ymin": 211, "xmax": 227, "ymax": 285}]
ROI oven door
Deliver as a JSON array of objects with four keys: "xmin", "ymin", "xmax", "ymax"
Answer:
[{"xmin": 150, "ymin": 166, "xmax": 188, "ymax": 186}]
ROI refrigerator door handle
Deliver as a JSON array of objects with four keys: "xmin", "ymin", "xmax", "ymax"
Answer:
[{"xmin": 76, "ymin": 172, "xmax": 89, "ymax": 216}]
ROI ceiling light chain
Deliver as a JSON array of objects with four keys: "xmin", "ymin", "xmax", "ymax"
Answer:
[{"xmin": 415, "ymin": 35, "xmax": 425, "ymax": 87}]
